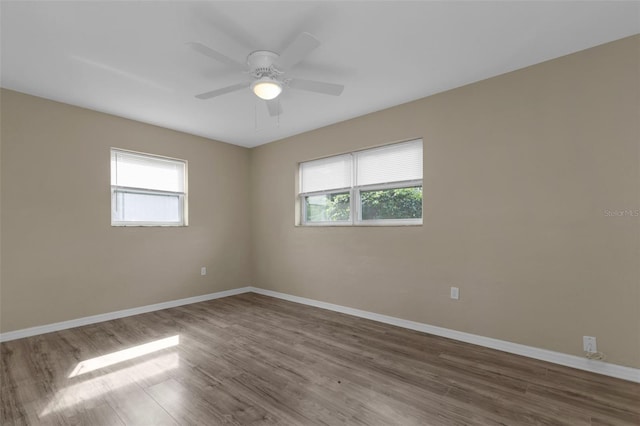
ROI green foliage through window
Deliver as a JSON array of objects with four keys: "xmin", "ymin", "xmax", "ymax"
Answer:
[
  {"xmin": 305, "ymin": 193, "xmax": 350, "ymax": 222},
  {"xmin": 304, "ymin": 186, "xmax": 422, "ymax": 222},
  {"xmin": 361, "ymin": 187, "xmax": 422, "ymax": 220}
]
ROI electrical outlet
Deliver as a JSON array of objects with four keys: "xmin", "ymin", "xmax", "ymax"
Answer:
[
  {"xmin": 583, "ymin": 336, "xmax": 597, "ymax": 353},
  {"xmin": 450, "ymin": 287, "xmax": 460, "ymax": 300},
  {"xmin": 201, "ymin": 267, "xmax": 207, "ymax": 276}
]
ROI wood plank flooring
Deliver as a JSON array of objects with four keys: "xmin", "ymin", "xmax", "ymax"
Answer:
[{"xmin": 1, "ymin": 293, "xmax": 639, "ymax": 425}]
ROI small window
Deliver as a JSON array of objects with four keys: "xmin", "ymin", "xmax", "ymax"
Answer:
[
  {"xmin": 299, "ymin": 139, "xmax": 423, "ymax": 226},
  {"xmin": 111, "ymin": 149, "xmax": 187, "ymax": 226}
]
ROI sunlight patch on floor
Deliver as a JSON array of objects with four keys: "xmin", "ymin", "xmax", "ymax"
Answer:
[
  {"xmin": 40, "ymin": 352, "xmax": 179, "ymax": 416},
  {"xmin": 69, "ymin": 335, "xmax": 180, "ymax": 378}
]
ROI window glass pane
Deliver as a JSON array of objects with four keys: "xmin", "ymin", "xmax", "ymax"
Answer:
[
  {"xmin": 112, "ymin": 191, "xmax": 181, "ymax": 223},
  {"xmin": 360, "ymin": 186, "xmax": 422, "ymax": 221},
  {"xmin": 300, "ymin": 154, "xmax": 352, "ymax": 193},
  {"xmin": 305, "ymin": 192, "xmax": 350, "ymax": 223},
  {"xmin": 111, "ymin": 150, "xmax": 185, "ymax": 192},
  {"xmin": 356, "ymin": 139, "xmax": 422, "ymax": 186}
]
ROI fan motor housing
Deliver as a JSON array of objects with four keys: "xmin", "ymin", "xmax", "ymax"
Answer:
[{"xmin": 247, "ymin": 51, "xmax": 280, "ymax": 72}]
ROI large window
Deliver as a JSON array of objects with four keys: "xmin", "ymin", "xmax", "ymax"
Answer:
[
  {"xmin": 111, "ymin": 149, "xmax": 187, "ymax": 226},
  {"xmin": 299, "ymin": 139, "xmax": 423, "ymax": 226}
]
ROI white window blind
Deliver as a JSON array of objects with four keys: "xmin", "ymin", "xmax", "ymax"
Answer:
[
  {"xmin": 355, "ymin": 139, "xmax": 422, "ymax": 186},
  {"xmin": 111, "ymin": 150, "xmax": 185, "ymax": 192},
  {"xmin": 300, "ymin": 153, "xmax": 352, "ymax": 193},
  {"xmin": 112, "ymin": 192, "xmax": 182, "ymax": 223}
]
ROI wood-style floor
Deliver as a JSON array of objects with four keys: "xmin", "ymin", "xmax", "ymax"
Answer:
[{"xmin": 1, "ymin": 293, "xmax": 639, "ymax": 425}]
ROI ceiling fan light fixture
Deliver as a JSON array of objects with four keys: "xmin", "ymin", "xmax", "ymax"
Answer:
[{"xmin": 251, "ymin": 78, "xmax": 282, "ymax": 100}]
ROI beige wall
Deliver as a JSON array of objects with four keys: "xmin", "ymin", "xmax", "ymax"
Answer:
[
  {"xmin": 250, "ymin": 36, "xmax": 640, "ymax": 368},
  {"xmin": 1, "ymin": 36, "xmax": 638, "ymax": 369},
  {"xmin": 0, "ymin": 89, "xmax": 252, "ymax": 332}
]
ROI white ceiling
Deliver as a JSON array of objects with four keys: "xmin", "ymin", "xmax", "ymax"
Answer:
[{"xmin": 2, "ymin": 1, "xmax": 639, "ymax": 148}]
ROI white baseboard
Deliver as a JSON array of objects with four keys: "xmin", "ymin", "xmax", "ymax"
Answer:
[
  {"xmin": 2, "ymin": 285, "xmax": 638, "ymax": 383},
  {"xmin": 0, "ymin": 287, "xmax": 252, "ymax": 342},
  {"xmin": 248, "ymin": 287, "xmax": 640, "ymax": 383}
]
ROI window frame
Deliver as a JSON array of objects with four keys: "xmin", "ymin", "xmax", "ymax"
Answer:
[
  {"xmin": 110, "ymin": 148, "xmax": 188, "ymax": 227},
  {"xmin": 299, "ymin": 140, "xmax": 423, "ymax": 227}
]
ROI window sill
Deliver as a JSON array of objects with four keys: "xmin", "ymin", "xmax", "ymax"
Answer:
[
  {"xmin": 111, "ymin": 223, "xmax": 187, "ymax": 227},
  {"xmin": 296, "ymin": 222, "xmax": 423, "ymax": 228}
]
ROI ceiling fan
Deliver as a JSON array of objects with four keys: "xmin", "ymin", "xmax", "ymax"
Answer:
[{"xmin": 189, "ymin": 32, "xmax": 344, "ymax": 116}]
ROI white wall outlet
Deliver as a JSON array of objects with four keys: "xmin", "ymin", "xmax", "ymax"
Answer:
[
  {"xmin": 450, "ymin": 287, "xmax": 460, "ymax": 300},
  {"xmin": 583, "ymin": 336, "xmax": 597, "ymax": 353},
  {"xmin": 200, "ymin": 267, "xmax": 207, "ymax": 276}
]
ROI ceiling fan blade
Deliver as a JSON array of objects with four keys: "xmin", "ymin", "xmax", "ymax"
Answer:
[
  {"xmin": 288, "ymin": 78, "xmax": 344, "ymax": 96},
  {"xmin": 195, "ymin": 82, "xmax": 250, "ymax": 99},
  {"xmin": 266, "ymin": 99, "xmax": 283, "ymax": 117},
  {"xmin": 187, "ymin": 42, "xmax": 245, "ymax": 70},
  {"xmin": 275, "ymin": 32, "xmax": 320, "ymax": 70}
]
